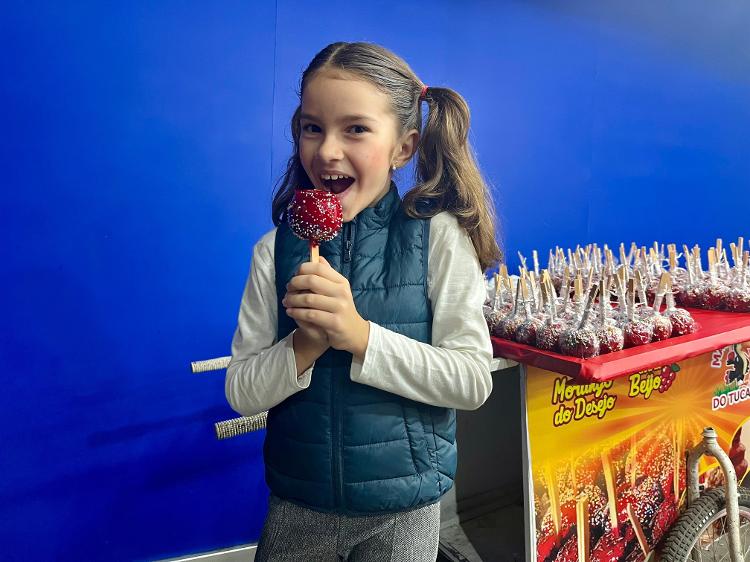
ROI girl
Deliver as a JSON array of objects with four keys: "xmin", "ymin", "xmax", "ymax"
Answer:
[{"xmin": 226, "ymin": 42, "xmax": 501, "ymax": 561}]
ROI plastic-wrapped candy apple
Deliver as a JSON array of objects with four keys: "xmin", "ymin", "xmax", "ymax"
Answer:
[
  {"xmin": 727, "ymin": 287, "xmax": 750, "ymax": 313},
  {"xmin": 559, "ymin": 285, "xmax": 600, "ymax": 359},
  {"xmin": 494, "ymin": 280, "xmax": 523, "ymax": 339},
  {"xmin": 595, "ymin": 278, "xmax": 624, "ymax": 354},
  {"xmin": 646, "ymin": 272, "xmax": 674, "ymax": 342},
  {"xmin": 664, "ymin": 290, "xmax": 697, "ymax": 337},
  {"xmin": 622, "ymin": 279, "xmax": 653, "ymax": 348},
  {"xmin": 514, "ymin": 276, "xmax": 544, "ymax": 345},
  {"xmin": 489, "ymin": 267, "xmax": 514, "ymax": 320},
  {"xmin": 536, "ymin": 279, "xmax": 565, "ymax": 352},
  {"xmin": 727, "ymin": 250, "xmax": 750, "ymax": 312}
]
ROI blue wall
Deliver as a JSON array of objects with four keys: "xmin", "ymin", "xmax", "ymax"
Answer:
[{"xmin": 2, "ymin": 2, "xmax": 749, "ymax": 560}]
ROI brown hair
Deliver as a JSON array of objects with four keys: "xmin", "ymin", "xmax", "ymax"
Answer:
[{"xmin": 271, "ymin": 42, "xmax": 502, "ymax": 272}]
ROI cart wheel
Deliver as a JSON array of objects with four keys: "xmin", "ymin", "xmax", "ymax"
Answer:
[{"xmin": 661, "ymin": 487, "xmax": 750, "ymax": 562}]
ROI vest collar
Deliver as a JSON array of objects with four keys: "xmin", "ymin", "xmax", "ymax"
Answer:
[{"xmin": 354, "ymin": 182, "xmax": 401, "ymax": 230}]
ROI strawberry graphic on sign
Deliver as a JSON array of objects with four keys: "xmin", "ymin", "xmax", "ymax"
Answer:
[{"xmin": 658, "ymin": 364, "xmax": 680, "ymax": 393}]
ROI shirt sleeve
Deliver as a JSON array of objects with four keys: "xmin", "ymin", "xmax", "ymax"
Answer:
[
  {"xmin": 349, "ymin": 212, "xmax": 493, "ymax": 410},
  {"xmin": 224, "ymin": 229, "xmax": 313, "ymax": 417}
]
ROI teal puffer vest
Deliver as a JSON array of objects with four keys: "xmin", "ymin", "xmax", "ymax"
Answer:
[{"xmin": 267, "ymin": 185, "xmax": 457, "ymax": 515}]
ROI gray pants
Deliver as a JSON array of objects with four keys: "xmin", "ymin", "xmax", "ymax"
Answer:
[{"xmin": 254, "ymin": 495, "xmax": 441, "ymax": 561}]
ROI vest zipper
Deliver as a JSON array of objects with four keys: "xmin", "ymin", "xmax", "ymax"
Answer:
[
  {"xmin": 343, "ymin": 221, "xmax": 354, "ymax": 263},
  {"xmin": 333, "ymin": 220, "xmax": 355, "ymax": 508}
]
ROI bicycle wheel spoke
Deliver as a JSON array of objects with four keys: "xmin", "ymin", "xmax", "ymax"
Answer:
[{"xmin": 691, "ymin": 513, "xmax": 750, "ymax": 562}]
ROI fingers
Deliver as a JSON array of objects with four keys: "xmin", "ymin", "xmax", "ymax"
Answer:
[
  {"xmin": 283, "ymin": 292, "xmax": 342, "ymax": 314},
  {"xmin": 296, "ymin": 257, "xmax": 344, "ymax": 283},
  {"xmin": 289, "ymin": 256, "xmax": 349, "ymax": 296},
  {"xmin": 285, "ymin": 307, "xmax": 336, "ymax": 331},
  {"xmin": 287, "ymin": 272, "xmax": 349, "ymax": 297}
]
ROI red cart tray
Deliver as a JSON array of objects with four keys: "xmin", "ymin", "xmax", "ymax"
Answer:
[{"xmin": 491, "ymin": 308, "xmax": 750, "ymax": 382}]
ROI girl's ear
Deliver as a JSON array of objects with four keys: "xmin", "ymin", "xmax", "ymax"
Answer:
[{"xmin": 392, "ymin": 128, "xmax": 420, "ymax": 168}]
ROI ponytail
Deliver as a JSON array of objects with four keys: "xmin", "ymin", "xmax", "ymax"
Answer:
[{"xmin": 403, "ymin": 86, "xmax": 502, "ymax": 272}]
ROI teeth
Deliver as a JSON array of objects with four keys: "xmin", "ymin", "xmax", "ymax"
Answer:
[{"xmin": 321, "ymin": 174, "xmax": 351, "ymax": 180}]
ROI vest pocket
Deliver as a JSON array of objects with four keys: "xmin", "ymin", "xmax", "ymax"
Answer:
[{"xmin": 401, "ymin": 403, "xmax": 433, "ymax": 474}]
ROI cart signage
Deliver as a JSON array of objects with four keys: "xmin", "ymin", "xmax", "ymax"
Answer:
[{"xmin": 526, "ymin": 343, "xmax": 750, "ymax": 561}]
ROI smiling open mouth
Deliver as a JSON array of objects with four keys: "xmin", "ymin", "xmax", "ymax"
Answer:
[{"xmin": 321, "ymin": 174, "xmax": 355, "ymax": 195}]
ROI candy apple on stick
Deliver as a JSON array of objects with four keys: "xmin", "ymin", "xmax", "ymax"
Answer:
[{"xmin": 287, "ymin": 188, "xmax": 343, "ymax": 263}]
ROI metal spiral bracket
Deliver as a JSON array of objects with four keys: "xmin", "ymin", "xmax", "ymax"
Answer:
[
  {"xmin": 191, "ymin": 356, "xmax": 231, "ymax": 373},
  {"xmin": 214, "ymin": 411, "xmax": 268, "ymax": 440},
  {"xmin": 192, "ymin": 356, "xmax": 268, "ymax": 439}
]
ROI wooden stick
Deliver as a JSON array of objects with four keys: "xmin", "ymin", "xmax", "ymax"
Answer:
[
  {"xmin": 627, "ymin": 503, "xmax": 649, "ymax": 557},
  {"xmin": 585, "ymin": 267, "xmax": 594, "ymax": 296},
  {"xmin": 652, "ymin": 272, "xmax": 670, "ymax": 311},
  {"xmin": 501, "ymin": 264, "xmax": 512, "ymax": 295},
  {"xmin": 627, "ymin": 278, "xmax": 636, "ymax": 322},
  {"xmin": 669, "ymin": 244, "xmax": 677, "ymax": 271},
  {"xmin": 634, "ymin": 270, "xmax": 648, "ymax": 306},
  {"xmin": 641, "ymin": 247, "xmax": 652, "ymax": 284},
  {"xmin": 539, "ymin": 274, "xmax": 549, "ymax": 312},
  {"xmin": 575, "ymin": 273, "xmax": 584, "ymax": 303},
  {"xmin": 599, "ymin": 277, "xmax": 607, "ymax": 323},
  {"xmin": 573, "ymin": 251, "xmax": 582, "ymax": 273},
  {"xmin": 529, "ymin": 271, "xmax": 539, "ymax": 312},
  {"xmin": 693, "ymin": 246, "xmax": 703, "ymax": 274},
  {"xmin": 544, "ymin": 464, "xmax": 561, "ymax": 535},
  {"xmin": 601, "ymin": 451, "xmax": 618, "ymax": 530},
  {"xmin": 683, "ymin": 244, "xmax": 694, "ymax": 285},
  {"xmin": 594, "ymin": 246, "xmax": 602, "ymax": 275},
  {"xmin": 576, "ymin": 494, "xmax": 590, "ymax": 562},
  {"xmin": 628, "ymin": 242, "xmax": 637, "ymax": 266},
  {"xmin": 579, "ymin": 284, "xmax": 599, "ymax": 329},
  {"xmin": 310, "ymin": 243, "xmax": 320, "ymax": 263},
  {"xmin": 674, "ymin": 427, "xmax": 682, "ymax": 503},
  {"xmin": 571, "ymin": 457, "xmax": 578, "ymax": 492}
]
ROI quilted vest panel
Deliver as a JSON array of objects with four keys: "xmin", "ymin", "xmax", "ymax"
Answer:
[{"xmin": 266, "ymin": 185, "xmax": 457, "ymax": 514}]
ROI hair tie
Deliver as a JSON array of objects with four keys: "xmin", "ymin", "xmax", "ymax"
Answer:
[{"xmin": 419, "ymin": 85, "xmax": 429, "ymax": 102}]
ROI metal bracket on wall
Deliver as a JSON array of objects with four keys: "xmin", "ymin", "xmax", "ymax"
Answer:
[{"xmin": 191, "ymin": 356, "xmax": 268, "ymax": 439}]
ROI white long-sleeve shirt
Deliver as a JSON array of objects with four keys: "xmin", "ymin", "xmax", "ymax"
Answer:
[{"xmin": 225, "ymin": 211, "xmax": 493, "ymax": 417}]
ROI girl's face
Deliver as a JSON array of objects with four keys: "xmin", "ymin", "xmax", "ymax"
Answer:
[{"xmin": 299, "ymin": 70, "xmax": 417, "ymax": 222}]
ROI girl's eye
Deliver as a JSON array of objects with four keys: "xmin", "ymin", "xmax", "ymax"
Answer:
[
  {"xmin": 302, "ymin": 123, "xmax": 321, "ymax": 133},
  {"xmin": 348, "ymin": 125, "xmax": 369, "ymax": 134}
]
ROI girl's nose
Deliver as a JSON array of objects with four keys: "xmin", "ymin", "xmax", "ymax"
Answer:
[{"xmin": 317, "ymin": 135, "xmax": 343, "ymax": 161}]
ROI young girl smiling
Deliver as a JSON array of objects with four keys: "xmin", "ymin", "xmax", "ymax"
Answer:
[{"xmin": 226, "ymin": 42, "xmax": 501, "ymax": 561}]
